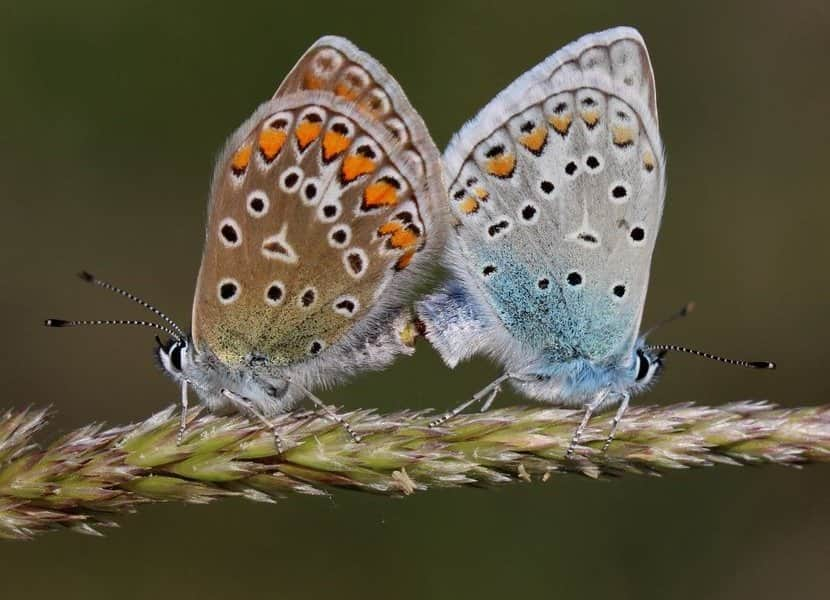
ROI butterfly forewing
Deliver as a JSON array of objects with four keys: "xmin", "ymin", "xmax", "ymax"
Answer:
[
  {"xmin": 444, "ymin": 28, "xmax": 665, "ymax": 363},
  {"xmin": 192, "ymin": 38, "xmax": 443, "ymax": 367}
]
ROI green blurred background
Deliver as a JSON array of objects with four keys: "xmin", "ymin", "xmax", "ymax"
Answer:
[{"xmin": 2, "ymin": 0, "xmax": 828, "ymax": 597}]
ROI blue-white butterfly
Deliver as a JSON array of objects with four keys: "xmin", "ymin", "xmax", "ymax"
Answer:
[
  {"xmin": 417, "ymin": 27, "xmax": 773, "ymax": 453},
  {"xmin": 46, "ymin": 37, "xmax": 445, "ymax": 448}
]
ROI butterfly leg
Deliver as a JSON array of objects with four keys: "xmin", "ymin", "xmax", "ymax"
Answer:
[
  {"xmin": 176, "ymin": 380, "xmax": 189, "ymax": 446},
  {"xmin": 565, "ymin": 391, "xmax": 608, "ymax": 458},
  {"xmin": 601, "ymin": 392, "xmax": 630, "ymax": 453},
  {"xmin": 220, "ymin": 388, "xmax": 284, "ymax": 453},
  {"xmin": 284, "ymin": 377, "xmax": 362, "ymax": 443},
  {"xmin": 429, "ymin": 372, "xmax": 514, "ymax": 428}
]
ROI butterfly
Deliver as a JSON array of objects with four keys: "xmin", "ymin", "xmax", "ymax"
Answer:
[
  {"xmin": 47, "ymin": 36, "xmax": 445, "ymax": 448},
  {"xmin": 416, "ymin": 27, "xmax": 773, "ymax": 454}
]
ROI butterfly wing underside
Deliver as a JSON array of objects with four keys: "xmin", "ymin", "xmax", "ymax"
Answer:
[
  {"xmin": 443, "ymin": 27, "xmax": 665, "ymax": 365},
  {"xmin": 191, "ymin": 37, "xmax": 443, "ymax": 367}
]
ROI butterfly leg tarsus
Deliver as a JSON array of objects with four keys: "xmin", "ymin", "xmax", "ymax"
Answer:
[
  {"xmin": 220, "ymin": 388, "xmax": 285, "ymax": 453},
  {"xmin": 601, "ymin": 392, "xmax": 630, "ymax": 454},
  {"xmin": 429, "ymin": 372, "xmax": 513, "ymax": 427},
  {"xmin": 565, "ymin": 392, "xmax": 607, "ymax": 458},
  {"xmin": 285, "ymin": 377, "xmax": 361, "ymax": 443}
]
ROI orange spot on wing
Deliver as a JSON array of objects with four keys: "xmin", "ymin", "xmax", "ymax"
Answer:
[
  {"xmin": 473, "ymin": 187, "xmax": 489, "ymax": 201},
  {"xmin": 519, "ymin": 127, "xmax": 548, "ymax": 155},
  {"xmin": 643, "ymin": 150, "xmax": 656, "ymax": 172},
  {"xmin": 322, "ymin": 131, "xmax": 350, "ymax": 162},
  {"xmin": 549, "ymin": 114, "xmax": 572, "ymax": 136},
  {"xmin": 231, "ymin": 144, "xmax": 252, "ymax": 176},
  {"xmin": 303, "ymin": 72, "xmax": 324, "ymax": 90},
  {"xmin": 581, "ymin": 110, "xmax": 599, "ymax": 128},
  {"xmin": 377, "ymin": 221, "xmax": 402, "ymax": 236},
  {"xmin": 335, "ymin": 82, "xmax": 359, "ymax": 101},
  {"xmin": 390, "ymin": 227, "xmax": 418, "ymax": 249},
  {"xmin": 612, "ymin": 125, "xmax": 635, "ymax": 147},
  {"xmin": 341, "ymin": 155, "xmax": 376, "ymax": 183},
  {"xmin": 486, "ymin": 153, "xmax": 516, "ymax": 178},
  {"xmin": 459, "ymin": 197, "xmax": 479, "ymax": 214},
  {"xmin": 258, "ymin": 128, "xmax": 287, "ymax": 162},
  {"xmin": 395, "ymin": 250, "xmax": 416, "ymax": 271},
  {"xmin": 295, "ymin": 121, "xmax": 322, "ymax": 150},
  {"xmin": 363, "ymin": 180, "xmax": 398, "ymax": 208}
]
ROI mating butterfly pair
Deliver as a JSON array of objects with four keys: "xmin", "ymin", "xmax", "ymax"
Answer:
[{"xmin": 47, "ymin": 28, "xmax": 773, "ymax": 453}]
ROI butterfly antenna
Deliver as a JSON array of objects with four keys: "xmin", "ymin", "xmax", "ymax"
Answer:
[
  {"xmin": 76, "ymin": 271, "xmax": 186, "ymax": 338},
  {"xmin": 643, "ymin": 301, "xmax": 695, "ymax": 338},
  {"xmin": 44, "ymin": 318, "xmax": 181, "ymax": 340},
  {"xmin": 645, "ymin": 344, "xmax": 775, "ymax": 370}
]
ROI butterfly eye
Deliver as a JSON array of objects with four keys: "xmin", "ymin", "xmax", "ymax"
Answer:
[
  {"xmin": 635, "ymin": 350, "xmax": 651, "ymax": 382},
  {"xmin": 170, "ymin": 343, "xmax": 183, "ymax": 371}
]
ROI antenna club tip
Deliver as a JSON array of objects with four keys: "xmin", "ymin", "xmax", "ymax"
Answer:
[
  {"xmin": 77, "ymin": 271, "xmax": 95, "ymax": 283},
  {"xmin": 45, "ymin": 318, "xmax": 69, "ymax": 327},
  {"xmin": 751, "ymin": 361, "xmax": 776, "ymax": 370}
]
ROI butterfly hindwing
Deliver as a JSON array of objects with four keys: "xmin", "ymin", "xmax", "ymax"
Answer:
[
  {"xmin": 441, "ymin": 27, "xmax": 664, "ymax": 364},
  {"xmin": 191, "ymin": 37, "xmax": 444, "ymax": 367}
]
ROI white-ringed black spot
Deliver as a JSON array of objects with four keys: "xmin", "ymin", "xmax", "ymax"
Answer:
[
  {"xmin": 246, "ymin": 191, "xmax": 269, "ymax": 218},
  {"xmin": 585, "ymin": 155, "xmax": 601, "ymax": 170},
  {"xmin": 318, "ymin": 198, "xmax": 342, "ymax": 223},
  {"xmin": 565, "ymin": 161, "xmax": 578, "ymax": 176},
  {"xmin": 218, "ymin": 218, "xmax": 241, "ymax": 247},
  {"xmin": 279, "ymin": 167, "xmax": 303, "ymax": 193},
  {"xmin": 217, "ymin": 278, "xmax": 240, "ymax": 304},
  {"xmin": 482, "ymin": 265, "xmax": 497, "ymax": 277},
  {"xmin": 540, "ymin": 180, "xmax": 555, "ymax": 194},
  {"xmin": 566, "ymin": 271, "xmax": 583, "ymax": 287},
  {"xmin": 519, "ymin": 203, "xmax": 538, "ymax": 224},
  {"xmin": 308, "ymin": 340, "xmax": 324, "ymax": 355},
  {"xmin": 329, "ymin": 225, "xmax": 350, "ymax": 248},
  {"xmin": 613, "ymin": 284, "xmax": 626, "ymax": 298},
  {"xmin": 609, "ymin": 182, "xmax": 630, "ymax": 204},
  {"xmin": 630, "ymin": 226, "xmax": 645, "ymax": 243},
  {"xmin": 333, "ymin": 295, "xmax": 359, "ymax": 317},
  {"xmin": 343, "ymin": 248, "xmax": 368, "ymax": 278},
  {"xmin": 487, "ymin": 219, "xmax": 511, "ymax": 238},
  {"xmin": 537, "ymin": 278, "xmax": 549, "ymax": 290},
  {"xmin": 304, "ymin": 183, "xmax": 317, "ymax": 201},
  {"xmin": 299, "ymin": 287, "xmax": 317, "ymax": 308},
  {"xmin": 264, "ymin": 281, "xmax": 285, "ymax": 306}
]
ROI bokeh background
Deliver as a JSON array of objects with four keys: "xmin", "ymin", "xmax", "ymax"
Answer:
[{"xmin": 2, "ymin": 1, "xmax": 828, "ymax": 598}]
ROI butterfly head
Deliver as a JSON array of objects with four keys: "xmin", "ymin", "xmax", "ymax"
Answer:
[
  {"xmin": 155, "ymin": 335, "xmax": 192, "ymax": 382},
  {"xmin": 629, "ymin": 344, "xmax": 665, "ymax": 393}
]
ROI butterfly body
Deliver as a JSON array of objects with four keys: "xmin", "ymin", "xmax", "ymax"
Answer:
[{"xmin": 418, "ymin": 27, "xmax": 665, "ymax": 412}]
